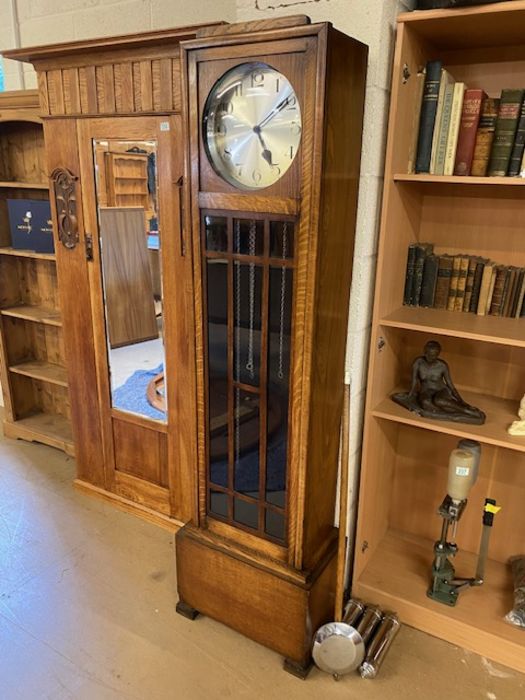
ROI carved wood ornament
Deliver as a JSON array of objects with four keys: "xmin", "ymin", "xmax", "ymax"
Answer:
[{"xmin": 50, "ymin": 167, "xmax": 79, "ymax": 250}]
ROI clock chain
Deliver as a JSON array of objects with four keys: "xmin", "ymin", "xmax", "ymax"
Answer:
[
  {"xmin": 234, "ymin": 220, "xmax": 241, "ymax": 473},
  {"xmin": 246, "ymin": 219, "xmax": 256, "ymax": 380},
  {"xmin": 278, "ymin": 222, "xmax": 288, "ymax": 381}
]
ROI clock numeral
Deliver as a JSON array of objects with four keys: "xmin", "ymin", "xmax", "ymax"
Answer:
[
  {"xmin": 286, "ymin": 95, "xmax": 297, "ymax": 110},
  {"xmin": 270, "ymin": 163, "xmax": 281, "ymax": 176},
  {"xmin": 290, "ymin": 121, "xmax": 301, "ymax": 136},
  {"xmin": 285, "ymin": 146, "xmax": 294, "ymax": 160},
  {"xmin": 215, "ymin": 122, "xmax": 227, "ymax": 136},
  {"xmin": 235, "ymin": 163, "xmax": 244, "ymax": 177},
  {"xmin": 251, "ymin": 71, "xmax": 265, "ymax": 88},
  {"xmin": 252, "ymin": 169, "xmax": 262, "ymax": 185},
  {"xmin": 223, "ymin": 148, "xmax": 232, "ymax": 160},
  {"xmin": 275, "ymin": 77, "xmax": 280, "ymax": 93},
  {"xmin": 218, "ymin": 101, "xmax": 234, "ymax": 115},
  {"xmin": 230, "ymin": 82, "xmax": 242, "ymax": 98}
]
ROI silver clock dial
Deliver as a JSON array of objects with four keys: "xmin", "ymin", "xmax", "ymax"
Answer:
[{"xmin": 203, "ymin": 62, "xmax": 302, "ymax": 190}]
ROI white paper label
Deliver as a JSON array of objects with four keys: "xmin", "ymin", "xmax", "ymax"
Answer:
[
  {"xmin": 456, "ymin": 467, "xmax": 470, "ymax": 477},
  {"xmin": 160, "ymin": 122, "xmax": 170, "ymax": 131}
]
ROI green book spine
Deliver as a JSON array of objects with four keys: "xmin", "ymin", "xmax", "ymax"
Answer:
[{"xmin": 488, "ymin": 89, "xmax": 525, "ymax": 176}]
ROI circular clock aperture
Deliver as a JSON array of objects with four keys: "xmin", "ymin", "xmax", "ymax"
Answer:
[{"xmin": 203, "ymin": 62, "xmax": 302, "ymax": 190}]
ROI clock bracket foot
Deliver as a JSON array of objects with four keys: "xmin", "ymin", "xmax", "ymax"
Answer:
[
  {"xmin": 176, "ymin": 600, "xmax": 200, "ymax": 620},
  {"xmin": 283, "ymin": 656, "xmax": 313, "ymax": 679}
]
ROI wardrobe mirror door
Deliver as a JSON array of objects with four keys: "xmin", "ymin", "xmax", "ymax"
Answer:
[{"xmin": 93, "ymin": 138, "xmax": 167, "ymax": 423}]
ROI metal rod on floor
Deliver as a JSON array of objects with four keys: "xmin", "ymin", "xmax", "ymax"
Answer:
[{"xmin": 334, "ymin": 379, "xmax": 351, "ymax": 622}]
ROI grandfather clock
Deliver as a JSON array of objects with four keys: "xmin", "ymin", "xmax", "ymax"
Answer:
[{"xmin": 176, "ymin": 17, "xmax": 367, "ymax": 676}]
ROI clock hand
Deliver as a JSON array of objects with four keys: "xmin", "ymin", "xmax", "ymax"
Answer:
[
  {"xmin": 256, "ymin": 94, "xmax": 292, "ymax": 130},
  {"xmin": 253, "ymin": 126, "xmax": 273, "ymax": 166}
]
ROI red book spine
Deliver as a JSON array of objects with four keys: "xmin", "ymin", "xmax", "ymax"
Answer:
[{"xmin": 454, "ymin": 89, "xmax": 486, "ymax": 176}]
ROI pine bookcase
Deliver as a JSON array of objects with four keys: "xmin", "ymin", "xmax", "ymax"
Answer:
[
  {"xmin": 0, "ymin": 90, "xmax": 73, "ymax": 456},
  {"xmin": 352, "ymin": 2, "xmax": 525, "ymax": 673}
]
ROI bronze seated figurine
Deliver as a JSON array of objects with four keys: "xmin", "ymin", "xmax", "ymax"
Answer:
[{"xmin": 392, "ymin": 340, "xmax": 486, "ymax": 425}]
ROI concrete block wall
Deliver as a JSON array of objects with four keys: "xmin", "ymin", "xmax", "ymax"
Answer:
[
  {"xmin": 0, "ymin": 0, "xmax": 416, "ymax": 563},
  {"xmin": 1, "ymin": 0, "xmax": 238, "ymax": 90}
]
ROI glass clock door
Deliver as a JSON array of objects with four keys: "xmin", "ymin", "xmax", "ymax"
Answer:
[{"xmin": 203, "ymin": 212, "xmax": 294, "ymax": 543}]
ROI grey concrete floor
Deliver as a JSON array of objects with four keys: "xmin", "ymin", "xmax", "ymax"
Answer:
[{"xmin": 0, "ymin": 428, "xmax": 524, "ymax": 700}]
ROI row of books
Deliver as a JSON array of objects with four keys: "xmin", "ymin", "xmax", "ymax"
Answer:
[
  {"xmin": 411, "ymin": 59, "xmax": 525, "ymax": 178},
  {"xmin": 403, "ymin": 243, "xmax": 525, "ymax": 318}
]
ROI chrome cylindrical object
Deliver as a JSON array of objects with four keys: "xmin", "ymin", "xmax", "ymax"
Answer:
[
  {"xmin": 359, "ymin": 613, "xmax": 401, "ymax": 679},
  {"xmin": 355, "ymin": 605, "xmax": 382, "ymax": 646},
  {"xmin": 342, "ymin": 598, "xmax": 365, "ymax": 627}
]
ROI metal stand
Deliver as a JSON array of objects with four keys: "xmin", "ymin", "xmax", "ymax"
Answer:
[{"xmin": 428, "ymin": 497, "xmax": 498, "ymax": 607}]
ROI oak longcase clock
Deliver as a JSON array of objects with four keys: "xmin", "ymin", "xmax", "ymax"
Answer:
[{"xmin": 175, "ymin": 17, "xmax": 367, "ymax": 676}]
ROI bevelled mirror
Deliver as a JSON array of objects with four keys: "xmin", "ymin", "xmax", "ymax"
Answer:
[{"xmin": 93, "ymin": 139, "xmax": 167, "ymax": 422}]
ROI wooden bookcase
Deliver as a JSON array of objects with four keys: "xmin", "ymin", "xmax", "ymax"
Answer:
[
  {"xmin": 0, "ymin": 90, "xmax": 73, "ymax": 456},
  {"xmin": 353, "ymin": 2, "xmax": 525, "ymax": 674}
]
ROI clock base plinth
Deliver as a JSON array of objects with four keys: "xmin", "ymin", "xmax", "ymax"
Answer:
[
  {"xmin": 175, "ymin": 600, "xmax": 200, "ymax": 620},
  {"xmin": 175, "ymin": 524, "xmax": 337, "ymax": 671}
]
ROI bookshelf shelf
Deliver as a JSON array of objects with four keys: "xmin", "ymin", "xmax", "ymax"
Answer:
[
  {"xmin": 0, "ymin": 91, "xmax": 72, "ymax": 457},
  {"xmin": 0, "ymin": 304, "xmax": 62, "ymax": 327},
  {"xmin": 8, "ymin": 360, "xmax": 68, "ymax": 388},
  {"xmin": 373, "ymin": 389, "xmax": 525, "ymax": 454},
  {"xmin": 0, "ymin": 247, "xmax": 56, "ymax": 261},
  {"xmin": 381, "ymin": 307, "xmax": 525, "ymax": 348},
  {"xmin": 353, "ymin": 530, "xmax": 525, "ymax": 674},
  {"xmin": 399, "ymin": 1, "xmax": 525, "ymax": 52},
  {"xmin": 3, "ymin": 411, "xmax": 74, "ymax": 456},
  {"xmin": 354, "ymin": 3, "xmax": 525, "ymax": 674},
  {"xmin": 0, "ymin": 180, "xmax": 49, "ymax": 189},
  {"xmin": 394, "ymin": 173, "xmax": 525, "ymax": 186}
]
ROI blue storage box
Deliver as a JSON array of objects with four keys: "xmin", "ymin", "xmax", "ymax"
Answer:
[{"xmin": 7, "ymin": 199, "xmax": 55, "ymax": 254}]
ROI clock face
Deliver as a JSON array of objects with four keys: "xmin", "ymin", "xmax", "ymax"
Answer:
[{"xmin": 203, "ymin": 62, "xmax": 302, "ymax": 190}]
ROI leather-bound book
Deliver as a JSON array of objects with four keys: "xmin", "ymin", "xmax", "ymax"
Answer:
[
  {"xmin": 508, "ymin": 100, "xmax": 525, "ymax": 176},
  {"xmin": 408, "ymin": 71, "xmax": 426, "ymax": 174},
  {"xmin": 415, "ymin": 61, "xmax": 443, "ymax": 174},
  {"xmin": 485, "ymin": 266, "xmax": 498, "ymax": 314},
  {"xmin": 489, "ymin": 266, "xmax": 509, "ymax": 315},
  {"xmin": 420, "ymin": 254, "xmax": 440, "ymax": 307},
  {"xmin": 454, "ymin": 89, "xmax": 486, "ymax": 176},
  {"xmin": 476, "ymin": 262, "xmax": 495, "ymax": 316},
  {"xmin": 468, "ymin": 258, "xmax": 486, "ymax": 312},
  {"xmin": 446, "ymin": 256, "xmax": 461, "ymax": 311},
  {"xmin": 471, "ymin": 98, "xmax": 500, "ymax": 177},
  {"xmin": 515, "ymin": 270, "xmax": 525, "ymax": 318},
  {"xmin": 462, "ymin": 257, "xmax": 477, "ymax": 312},
  {"xmin": 434, "ymin": 255, "xmax": 453, "ymax": 309},
  {"xmin": 488, "ymin": 89, "xmax": 525, "ymax": 176},
  {"xmin": 502, "ymin": 267, "xmax": 518, "ymax": 317},
  {"xmin": 403, "ymin": 243, "xmax": 418, "ymax": 305},
  {"xmin": 411, "ymin": 243, "xmax": 434, "ymax": 306},
  {"xmin": 454, "ymin": 256, "xmax": 470, "ymax": 311}
]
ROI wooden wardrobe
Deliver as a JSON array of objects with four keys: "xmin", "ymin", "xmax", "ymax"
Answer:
[{"xmin": 5, "ymin": 26, "xmax": 215, "ymax": 525}]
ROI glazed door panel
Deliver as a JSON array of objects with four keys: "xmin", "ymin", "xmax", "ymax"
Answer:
[{"xmin": 75, "ymin": 115, "xmax": 192, "ymax": 519}]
